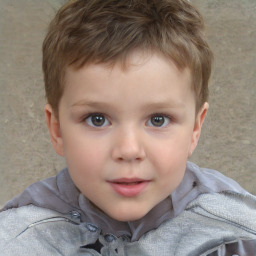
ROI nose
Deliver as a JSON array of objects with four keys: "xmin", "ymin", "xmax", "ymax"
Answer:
[{"xmin": 111, "ymin": 127, "xmax": 146, "ymax": 162}]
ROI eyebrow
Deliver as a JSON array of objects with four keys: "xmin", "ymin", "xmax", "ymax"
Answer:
[
  {"xmin": 144, "ymin": 101, "xmax": 185, "ymax": 109},
  {"xmin": 71, "ymin": 100, "xmax": 111, "ymax": 108},
  {"xmin": 71, "ymin": 99, "xmax": 185, "ymax": 110}
]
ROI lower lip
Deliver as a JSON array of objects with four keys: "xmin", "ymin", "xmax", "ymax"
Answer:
[{"xmin": 109, "ymin": 181, "xmax": 150, "ymax": 197}]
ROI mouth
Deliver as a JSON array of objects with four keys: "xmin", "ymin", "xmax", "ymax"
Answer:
[
  {"xmin": 116, "ymin": 181, "xmax": 143, "ymax": 185},
  {"xmin": 108, "ymin": 178, "xmax": 151, "ymax": 197}
]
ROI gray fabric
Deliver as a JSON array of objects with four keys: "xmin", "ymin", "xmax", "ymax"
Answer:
[
  {"xmin": 125, "ymin": 192, "xmax": 256, "ymax": 256},
  {"xmin": 0, "ymin": 192, "xmax": 256, "ymax": 255},
  {"xmin": 1, "ymin": 161, "xmax": 247, "ymax": 241},
  {"xmin": 206, "ymin": 239, "xmax": 256, "ymax": 256}
]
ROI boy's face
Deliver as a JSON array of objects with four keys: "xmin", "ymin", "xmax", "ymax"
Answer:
[{"xmin": 46, "ymin": 52, "xmax": 208, "ymax": 221}]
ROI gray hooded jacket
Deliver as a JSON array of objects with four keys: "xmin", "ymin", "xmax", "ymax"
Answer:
[{"xmin": 1, "ymin": 162, "xmax": 256, "ymax": 255}]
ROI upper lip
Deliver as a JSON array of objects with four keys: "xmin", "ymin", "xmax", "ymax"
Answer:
[{"xmin": 108, "ymin": 178, "xmax": 150, "ymax": 184}]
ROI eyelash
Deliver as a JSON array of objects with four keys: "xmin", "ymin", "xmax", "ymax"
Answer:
[{"xmin": 82, "ymin": 112, "xmax": 173, "ymax": 128}]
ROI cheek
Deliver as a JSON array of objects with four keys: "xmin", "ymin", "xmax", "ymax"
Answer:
[
  {"xmin": 148, "ymin": 136, "xmax": 189, "ymax": 190},
  {"xmin": 62, "ymin": 133, "xmax": 106, "ymax": 173},
  {"xmin": 63, "ymin": 138, "xmax": 105, "ymax": 195},
  {"xmin": 150, "ymin": 138, "xmax": 190, "ymax": 170},
  {"xmin": 156, "ymin": 153, "xmax": 187, "ymax": 194}
]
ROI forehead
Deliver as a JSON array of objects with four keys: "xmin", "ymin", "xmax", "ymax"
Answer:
[
  {"xmin": 62, "ymin": 52, "xmax": 195, "ymax": 115},
  {"xmin": 65, "ymin": 50, "xmax": 192, "ymax": 86}
]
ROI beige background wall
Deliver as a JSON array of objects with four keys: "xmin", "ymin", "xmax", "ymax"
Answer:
[{"xmin": 0, "ymin": 0, "xmax": 255, "ymax": 206}]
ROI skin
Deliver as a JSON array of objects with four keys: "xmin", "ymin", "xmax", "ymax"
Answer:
[{"xmin": 45, "ymin": 51, "xmax": 208, "ymax": 221}]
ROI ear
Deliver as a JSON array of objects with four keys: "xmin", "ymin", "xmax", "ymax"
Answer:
[
  {"xmin": 45, "ymin": 104, "xmax": 64, "ymax": 156},
  {"xmin": 188, "ymin": 102, "xmax": 209, "ymax": 157}
]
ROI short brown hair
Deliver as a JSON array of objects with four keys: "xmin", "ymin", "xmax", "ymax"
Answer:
[{"xmin": 42, "ymin": 0, "xmax": 213, "ymax": 116}]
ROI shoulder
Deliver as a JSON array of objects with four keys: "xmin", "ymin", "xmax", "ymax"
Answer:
[
  {"xmin": 186, "ymin": 161, "xmax": 248, "ymax": 193},
  {"xmin": 0, "ymin": 206, "xmax": 67, "ymax": 246},
  {"xmin": 2, "ymin": 168, "xmax": 80, "ymax": 214},
  {"xmin": 170, "ymin": 161, "xmax": 248, "ymax": 217},
  {"xmin": 185, "ymin": 191, "xmax": 256, "ymax": 240},
  {"xmin": 127, "ymin": 191, "xmax": 256, "ymax": 256},
  {"xmin": 186, "ymin": 191, "xmax": 256, "ymax": 255},
  {"xmin": 0, "ymin": 205, "xmax": 98, "ymax": 256}
]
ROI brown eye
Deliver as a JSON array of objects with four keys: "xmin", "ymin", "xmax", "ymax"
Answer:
[
  {"xmin": 151, "ymin": 116, "xmax": 164, "ymax": 126},
  {"xmin": 85, "ymin": 114, "xmax": 110, "ymax": 127},
  {"xmin": 147, "ymin": 115, "xmax": 171, "ymax": 127}
]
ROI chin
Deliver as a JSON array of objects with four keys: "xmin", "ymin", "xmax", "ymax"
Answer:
[{"xmin": 107, "ymin": 208, "xmax": 149, "ymax": 222}]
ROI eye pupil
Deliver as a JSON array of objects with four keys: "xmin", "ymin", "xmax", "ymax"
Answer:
[
  {"xmin": 92, "ymin": 115, "xmax": 105, "ymax": 126},
  {"xmin": 151, "ymin": 116, "xmax": 164, "ymax": 127}
]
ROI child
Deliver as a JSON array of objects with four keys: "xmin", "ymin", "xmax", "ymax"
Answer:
[{"xmin": 1, "ymin": 0, "xmax": 256, "ymax": 255}]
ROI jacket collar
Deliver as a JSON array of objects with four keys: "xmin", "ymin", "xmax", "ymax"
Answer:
[{"xmin": 3, "ymin": 162, "xmax": 245, "ymax": 241}]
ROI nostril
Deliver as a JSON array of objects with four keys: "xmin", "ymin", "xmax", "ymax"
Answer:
[{"xmin": 116, "ymin": 155, "xmax": 144, "ymax": 162}]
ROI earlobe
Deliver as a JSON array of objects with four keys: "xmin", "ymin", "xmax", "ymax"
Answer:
[
  {"xmin": 188, "ymin": 102, "xmax": 209, "ymax": 157},
  {"xmin": 45, "ymin": 104, "xmax": 64, "ymax": 156}
]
